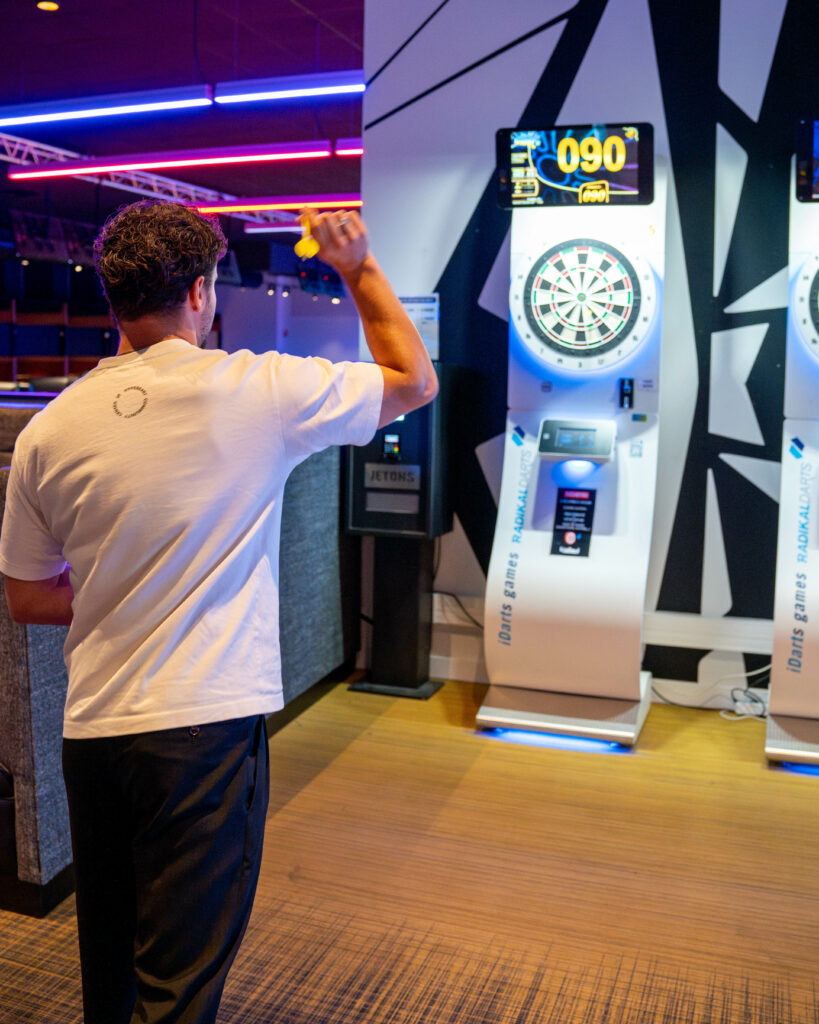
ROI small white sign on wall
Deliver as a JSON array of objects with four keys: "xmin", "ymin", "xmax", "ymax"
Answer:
[{"xmin": 359, "ymin": 294, "xmax": 440, "ymax": 361}]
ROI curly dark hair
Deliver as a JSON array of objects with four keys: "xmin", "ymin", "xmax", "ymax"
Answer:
[{"xmin": 93, "ymin": 199, "xmax": 228, "ymax": 322}]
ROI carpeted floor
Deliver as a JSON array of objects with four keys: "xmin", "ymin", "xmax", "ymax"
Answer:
[{"xmin": 1, "ymin": 681, "xmax": 818, "ymax": 1023}]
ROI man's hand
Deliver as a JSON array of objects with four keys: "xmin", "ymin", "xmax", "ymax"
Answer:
[{"xmin": 301, "ymin": 209, "xmax": 370, "ymax": 278}]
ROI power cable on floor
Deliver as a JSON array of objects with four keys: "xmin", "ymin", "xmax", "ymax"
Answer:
[
  {"xmin": 652, "ymin": 662, "xmax": 771, "ymax": 719},
  {"xmin": 437, "ymin": 591, "xmax": 484, "ymax": 630}
]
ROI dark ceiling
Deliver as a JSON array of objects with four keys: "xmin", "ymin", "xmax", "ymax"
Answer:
[{"xmin": 0, "ymin": 0, "xmax": 365, "ymax": 246}]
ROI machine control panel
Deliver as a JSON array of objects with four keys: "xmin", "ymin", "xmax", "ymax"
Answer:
[
  {"xmin": 382, "ymin": 432, "xmax": 402, "ymax": 459},
  {"xmin": 538, "ymin": 418, "xmax": 616, "ymax": 461}
]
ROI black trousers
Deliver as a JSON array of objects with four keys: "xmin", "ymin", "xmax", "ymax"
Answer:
[{"xmin": 62, "ymin": 714, "xmax": 269, "ymax": 1024}]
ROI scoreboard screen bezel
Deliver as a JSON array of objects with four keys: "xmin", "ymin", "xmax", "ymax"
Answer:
[
  {"xmin": 795, "ymin": 118, "xmax": 819, "ymax": 203},
  {"xmin": 496, "ymin": 123, "xmax": 654, "ymax": 209}
]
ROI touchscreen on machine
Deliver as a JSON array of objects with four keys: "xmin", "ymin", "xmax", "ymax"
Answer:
[
  {"xmin": 497, "ymin": 123, "xmax": 653, "ymax": 208},
  {"xmin": 556, "ymin": 427, "xmax": 596, "ymax": 450}
]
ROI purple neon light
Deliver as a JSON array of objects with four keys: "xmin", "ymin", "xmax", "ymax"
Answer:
[
  {"xmin": 9, "ymin": 141, "xmax": 334, "ymax": 181},
  {"xmin": 334, "ymin": 137, "xmax": 364, "ymax": 156}
]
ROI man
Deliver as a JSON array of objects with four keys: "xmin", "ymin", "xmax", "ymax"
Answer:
[{"xmin": 0, "ymin": 199, "xmax": 437, "ymax": 1024}]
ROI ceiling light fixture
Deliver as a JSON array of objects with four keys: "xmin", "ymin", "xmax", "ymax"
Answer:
[
  {"xmin": 8, "ymin": 141, "xmax": 333, "ymax": 181},
  {"xmin": 0, "ymin": 70, "xmax": 364, "ymax": 131},
  {"xmin": 199, "ymin": 193, "xmax": 362, "ymax": 216},
  {"xmin": 37, "ymin": 1, "xmax": 60, "ymax": 10},
  {"xmin": 214, "ymin": 70, "xmax": 364, "ymax": 106},
  {"xmin": 334, "ymin": 138, "xmax": 364, "ymax": 157},
  {"xmin": 0, "ymin": 85, "xmax": 213, "ymax": 129},
  {"xmin": 243, "ymin": 224, "xmax": 302, "ymax": 235}
]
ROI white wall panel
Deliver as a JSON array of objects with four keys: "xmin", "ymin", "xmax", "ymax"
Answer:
[
  {"xmin": 718, "ymin": 0, "xmax": 788, "ymax": 121},
  {"xmin": 364, "ymin": 0, "xmax": 577, "ymax": 122}
]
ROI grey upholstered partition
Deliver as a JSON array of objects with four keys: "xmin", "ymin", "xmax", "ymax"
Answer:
[
  {"xmin": 0, "ymin": 468, "xmax": 72, "ymax": 905},
  {"xmin": 279, "ymin": 444, "xmax": 359, "ymax": 703}
]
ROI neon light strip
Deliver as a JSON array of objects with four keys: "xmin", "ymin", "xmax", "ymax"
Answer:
[
  {"xmin": 0, "ymin": 71, "xmax": 364, "ymax": 129},
  {"xmin": 243, "ymin": 223, "xmax": 306, "ymax": 234},
  {"xmin": 0, "ymin": 99, "xmax": 212, "ymax": 128},
  {"xmin": 0, "ymin": 86, "xmax": 213, "ymax": 128},
  {"xmin": 196, "ymin": 194, "xmax": 362, "ymax": 214},
  {"xmin": 334, "ymin": 138, "xmax": 364, "ymax": 156},
  {"xmin": 216, "ymin": 84, "xmax": 364, "ymax": 104},
  {"xmin": 215, "ymin": 70, "xmax": 365, "ymax": 106},
  {"xmin": 10, "ymin": 145, "xmax": 333, "ymax": 181}
]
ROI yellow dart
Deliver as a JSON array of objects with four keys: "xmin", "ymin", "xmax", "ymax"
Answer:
[{"xmin": 294, "ymin": 219, "xmax": 319, "ymax": 259}]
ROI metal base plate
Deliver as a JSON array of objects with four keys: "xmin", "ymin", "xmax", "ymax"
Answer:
[
  {"xmin": 765, "ymin": 714, "xmax": 819, "ymax": 764},
  {"xmin": 349, "ymin": 679, "xmax": 444, "ymax": 700},
  {"xmin": 476, "ymin": 672, "xmax": 652, "ymax": 746}
]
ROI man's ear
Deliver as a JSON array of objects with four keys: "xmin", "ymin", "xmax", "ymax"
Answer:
[{"xmin": 189, "ymin": 275, "xmax": 206, "ymax": 311}]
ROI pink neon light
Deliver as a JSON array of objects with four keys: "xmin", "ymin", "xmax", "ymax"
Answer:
[
  {"xmin": 9, "ymin": 149, "xmax": 333, "ymax": 180},
  {"xmin": 196, "ymin": 198, "xmax": 363, "ymax": 213},
  {"xmin": 335, "ymin": 147, "xmax": 364, "ymax": 156}
]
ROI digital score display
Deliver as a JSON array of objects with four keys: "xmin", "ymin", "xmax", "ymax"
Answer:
[
  {"xmin": 497, "ymin": 123, "xmax": 654, "ymax": 208},
  {"xmin": 795, "ymin": 119, "xmax": 819, "ymax": 202}
]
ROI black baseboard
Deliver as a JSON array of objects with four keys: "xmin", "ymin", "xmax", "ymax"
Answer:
[{"xmin": 0, "ymin": 862, "xmax": 74, "ymax": 918}]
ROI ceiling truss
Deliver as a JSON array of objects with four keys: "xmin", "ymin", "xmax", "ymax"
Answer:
[{"xmin": 0, "ymin": 133, "xmax": 296, "ymax": 225}]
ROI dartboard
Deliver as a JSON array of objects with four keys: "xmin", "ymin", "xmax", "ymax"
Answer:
[
  {"xmin": 794, "ymin": 256, "xmax": 819, "ymax": 355},
  {"xmin": 511, "ymin": 238, "xmax": 655, "ymax": 372}
]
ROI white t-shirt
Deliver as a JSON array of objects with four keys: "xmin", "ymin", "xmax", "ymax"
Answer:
[{"xmin": 0, "ymin": 338, "xmax": 383, "ymax": 738}]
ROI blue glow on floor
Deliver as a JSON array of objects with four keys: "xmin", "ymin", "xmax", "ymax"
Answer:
[
  {"xmin": 780, "ymin": 761, "xmax": 819, "ymax": 776},
  {"xmin": 481, "ymin": 727, "xmax": 628, "ymax": 754}
]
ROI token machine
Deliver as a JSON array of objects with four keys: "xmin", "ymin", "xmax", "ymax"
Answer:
[
  {"xmin": 347, "ymin": 364, "xmax": 460, "ymax": 699},
  {"xmin": 478, "ymin": 124, "xmax": 667, "ymax": 744},
  {"xmin": 767, "ymin": 121, "xmax": 819, "ymax": 764}
]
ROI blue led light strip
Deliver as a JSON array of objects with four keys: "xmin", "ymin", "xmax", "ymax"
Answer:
[
  {"xmin": 0, "ymin": 71, "xmax": 366, "ymax": 129},
  {"xmin": 482, "ymin": 727, "xmax": 627, "ymax": 754},
  {"xmin": 214, "ymin": 70, "xmax": 365, "ymax": 105},
  {"xmin": 0, "ymin": 86, "xmax": 214, "ymax": 128}
]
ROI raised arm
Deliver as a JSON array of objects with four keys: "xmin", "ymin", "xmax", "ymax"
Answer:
[{"xmin": 305, "ymin": 209, "xmax": 439, "ymax": 427}]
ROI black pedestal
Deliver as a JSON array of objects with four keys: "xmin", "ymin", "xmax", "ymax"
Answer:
[{"xmin": 350, "ymin": 535, "xmax": 442, "ymax": 699}]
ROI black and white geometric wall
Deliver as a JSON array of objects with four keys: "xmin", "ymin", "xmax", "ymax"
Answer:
[{"xmin": 362, "ymin": 0, "xmax": 819, "ymax": 686}]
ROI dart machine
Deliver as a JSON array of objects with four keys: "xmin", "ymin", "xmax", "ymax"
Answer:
[
  {"xmin": 477, "ymin": 123, "xmax": 667, "ymax": 745},
  {"xmin": 767, "ymin": 121, "xmax": 819, "ymax": 764}
]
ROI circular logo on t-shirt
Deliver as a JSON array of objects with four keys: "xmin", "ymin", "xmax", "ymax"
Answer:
[
  {"xmin": 113, "ymin": 386, "xmax": 148, "ymax": 418},
  {"xmin": 564, "ymin": 531, "xmax": 577, "ymax": 546}
]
